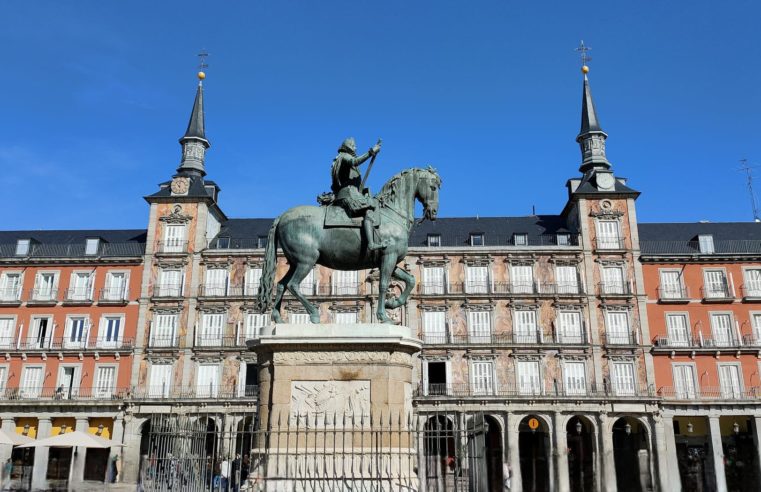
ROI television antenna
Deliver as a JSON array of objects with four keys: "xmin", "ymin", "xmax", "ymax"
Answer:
[{"xmin": 738, "ymin": 159, "xmax": 761, "ymax": 222}]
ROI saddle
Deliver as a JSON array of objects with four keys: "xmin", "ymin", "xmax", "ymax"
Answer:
[{"xmin": 324, "ymin": 204, "xmax": 363, "ymax": 228}]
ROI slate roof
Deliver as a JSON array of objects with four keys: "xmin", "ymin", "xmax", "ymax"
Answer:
[
  {"xmin": 572, "ymin": 178, "xmax": 639, "ymax": 195},
  {"xmin": 0, "ymin": 229, "xmax": 146, "ymax": 258},
  {"xmin": 147, "ymin": 176, "xmax": 220, "ymax": 199},
  {"xmin": 638, "ymin": 222, "xmax": 761, "ymax": 256}
]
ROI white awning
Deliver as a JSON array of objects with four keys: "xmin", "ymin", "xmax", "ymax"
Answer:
[{"xmin": 17, "ymin": 430, "xmax": 122, "ymax": 449}]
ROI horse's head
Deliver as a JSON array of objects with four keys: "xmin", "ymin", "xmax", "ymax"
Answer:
[{"xmin": 415, "ymin": 166, "xmax": 441, "ymax": 221}]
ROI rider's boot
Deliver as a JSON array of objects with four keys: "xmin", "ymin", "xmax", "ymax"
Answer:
[{"xmin": 364, "ymin": 217, "xmax": 387, "ymax": 251}]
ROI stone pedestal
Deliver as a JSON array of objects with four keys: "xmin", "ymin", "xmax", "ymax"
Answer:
[{"xmin": 247, "ymin": 324, "xmax": 422, "ymax": 490}]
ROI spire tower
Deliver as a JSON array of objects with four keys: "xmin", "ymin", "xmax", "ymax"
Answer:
[
  {"xmin": 177, "ymin": 54, "xmax": 210, "ymax": 176},
  {"xmin": 574, "ymin": 41, "xmax": 611, "ymax": 174}
]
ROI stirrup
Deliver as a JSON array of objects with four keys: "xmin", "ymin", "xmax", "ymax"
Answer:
[{"xmin": 368, "ymin": 240, "xmax": 388, "ymax": 251}]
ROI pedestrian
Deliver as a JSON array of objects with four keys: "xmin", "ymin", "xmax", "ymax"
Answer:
[
  {"xmin": 2, "ymin": 458, "xmax": 11, "ymax": 489},
  {"xmin": 220, "ymin": 455, "xmax": 230, "ymax": 491},
  {"xmin": 231, "ymin": 454, "xmax": 241, "ymax": 492}
]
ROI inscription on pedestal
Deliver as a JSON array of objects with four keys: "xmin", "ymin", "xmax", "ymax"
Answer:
[{"xmin": 290, "ymin": 380, "xmax": 370, "ymax": 426}]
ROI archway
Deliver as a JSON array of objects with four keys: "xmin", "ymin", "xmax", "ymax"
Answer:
[
  {"xmin": 720, "ymin": 416, "xmax": 759, "ymax": 492},
  {"xmin": 612, "ymin": 416, "xmax": 651, "ymax": 492},
  {"xmin": 672, "ymin": 416, "xmax": 711, "ymax": 491},
  {"xmin": 465, "ymin": 414, "xmax": 504, "ymax": 492},
  {"xmin": 567, "ymin": 416, "xmax": 594, "ymax": 492},
  {"xmin": 424, "ymin": 415, "xmax": 456, "ymax": 489},
  {"xmin": 519, "ymin": 415, "xmax": 550, "ymax": 492}
]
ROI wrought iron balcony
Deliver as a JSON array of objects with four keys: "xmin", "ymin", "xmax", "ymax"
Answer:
[
  {"xmin": 26, "ymin": 289, "xmax": 59, "ymax": 304},
  {"xmin": 420, "ymin": 329, "xmax": 585, "ymax": 346},
  {"xmin": 128, "ymin": 384, "xmax": 259, "ymax": 400},
  {"xmin": 98, "ymin": 287, "xmax": 130, "ymax": 304},
  {"xmin": 411, "ymin": 233, "xmax": 580, "ymax": 248},
  {"xmin": 597, "ymin": 282, "xmax": 633, "ymax": 297},
  {"xmin": 416, "ymin": 382, "xmax": 655, "ymax": 399},
  {"xmin": 2, "ymin": 336, "xmax": 135, "ymax": 351},
  {"xmin": 63, "ymin": 289, "xmax": 93, "ymax": 304},
  {"xmin": 0, "ymin": 386, "xmax": 130, "ymax": 401},
  {"xmin": 594, "ymin": 237, "xmax": 627, "ymax": 251},
  {"xmin": 0, "ymin": 287, "xmax": 22, "ymax": 304},
  {"xmin": 152, "ymin": 284, "xmax": 183, "ymax": 298},
  {"xmin": 156, "ymin": 240, "xmax": 189, "ymax": 254},
  {"xmin": 658, "ymin": 386, "xmax": 761, "ymax": 401},
  {"xmin": 653, "ymin": 334, "xmax": 747, "ymax": 349},
  {"xmin": 147, "ymin": 335, "xmax": 182, "ymax": 349},
  {"xmin": 415, "ymin": 281, "xmax": 585, "ymax": 296},
  {"xmin": 657, "ymin": 286, "xmax": 690, "ymax": 302},
  {"xmin": 741, "ymin": 282, "xmax": 761, "ymax": 300},
  {"xmin": 602, "ymin": 332, "xmax": 639, "ymax": 346},
  {"xmin": 194, "ymin": 335, "xmax": 243, "ymax": 349},
  {"xmin": 701, "ymin": 284, "xmax": 734, "ymax": 301}
]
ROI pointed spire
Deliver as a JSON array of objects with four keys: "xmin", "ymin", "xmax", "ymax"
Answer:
[
  {"xmin": 575, "ymin": 66, "xmax": 611, "ymax": 173},
  {"xmin": 177, "ymin": 71, "xmax": 211, "ymax": 176}
]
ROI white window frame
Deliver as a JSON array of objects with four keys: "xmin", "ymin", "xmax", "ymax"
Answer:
[
  {"xmin": 148, "ymin": 363, "xmax": 173, "ymax": 398},
  {"xmin": 465, "ymin": 265, "xmax": 489, "ymax": 294},
  {"xmin": 659, "ymin": 269, "xmax": 685, "ymax": 299},
  {"xmin": 744, "ymin": 267, "xmax": 761, "ymax": 297},
  {"xmin": 19, "ymin": 365, "xmax": 44, "ymax": 399},
  {"xmin": 470, "ymin": 360, "xmax": 495, "ymax": 395},
  {"xmin": 556, "ymin": 311, "xmax": 583, "ymax": 344},
  {"xmin": 514, "ymin": 309, "xmax": 538, "ymax": 344},
  {"xmin": 55, "ymin": 364, "xmax": 82, "ymax": 400},
  {"xmin": 243, "ymin": 312, "xmax": 269, "ymax": 342},
  {"xmin": 198, "ymin": 313, "xmax": 225, "ymax": 347},
  {"xmin": 34, "ymin": 271, "xmax": 59, "ymax": 301},
  {"xmin": 332, "ymin": 270, "xmax": 359, "ymax": 295},
  {"xmin": 672, "ymin": 363, "xmax": 698, "ymax": 399},
  {"xmin": 98, "ymin": 314, "xmax": 124, "ymax": 348},
  {"xmin": 563, "ymin": 360, "xmax": 587, "ymax": 395},
  {"xmin": 204, "ymin": 267, "xmax": 229, "ymax": 296},
  {"xmin": 427, "ymin": 234, "xmax": 441, "ymax": 247},
  {"xmin": 68, "ymin": 271, "xmax": 94, "ymax": 301},
  {"xmin": 63, "ymin": 315, "xmax": 90, "ymax": 349},
  {"xmin": 85, "ymin": 238, "xmax": 100, "ymax": 256},
  {"xmin": 196, "ymin": 363, "xmax": 220, "ymax": 398},
  {"xmin": 665, "ymin": 313, "xmax": 691, "ymax": 347},
  {"xmin": 611, "ymin": 362, "xmax": 637, "ymax": 396},
  {"xmin": 703, "ymin": 269, "xmax": 729, "ymax": 299},
  {"xmin": 422, "ymin": 359, "xmax": 451, "ymax": 396},
  {"xmin": 601, "ymin": 266, "xmax": 626, "ymax": 295},
  {"xmin": 0, "ymin": 271, "xmax": 23, "ymax": 301},
  {"xmin": 245, "ymin": 266, "xmax": 263, "ymax": 296},
  {"xmin": 150, "ymin": 313, "xmax": 178, "ymax": 347},
  {"xmin": 0, "ymin": 317, "xmax": 16, "ymax": 349},
  {"xmin": 422, "ymin": 266, "xmax": 446, "ymax": 295},
  {"xmin": 470, "ymin": 234, "xmax": 484, "ymax": 247},
  {"xmin": 516, "ymin": 360, "xmax": 543, "ymax": 395},
  {"xmin": 709, "ymin": 312, "xmax": 735, "ymax": 347},
  {"xmin": 467, "ymin": 310, "xmax": 492, "ymax": 343},
  {"xmin": 422, "ymin": 311, "xmax": 447, "ymax": 343},
  {"xmin": 163, "ymin": 224, "xmax": 186, "ymax": 253},
  {"xmin": 698, "ymin": 234, "xmax": 715, "ymax": 254},
  {"xmin": 596, "ymin": 219, "xmax": 621, "ymax": 249},
  {"xmin": 29, "ymin": 316, "xmax": 54, "ymax": 349},
  {"xmin": 334, "ymin": 311, "xmax": 358, "ymax": 324},
  {"xmin": 511, "ymin": 264, "xmax": 534, "ymax": 294},
  {"xmin": 0, "ymin": 365, "xmax": 8, "ymax": 396},
  {"xmin": 15, "ymin": 239, "xmax": 30, "ymax": 256},
  {"xmin": 93, "ymin": 364, "xmax": 118, "ymax": 399},
  {"xmin": 717, "ymin": 363, "xmax": 743, "ymax": 399},
  {"xmin": 103, "ymin": 271, "xmax": 129, "ymax": 301},
  {"xmin": 555, "ymin": 265, "xmax": 579, "ymax": 294},
  {"xmin": 157, "ymin": 268, "xmax": 183, "ymax": 297},
  {"xmin": 605, "ymin": 310, "xmax": 631, "ymax": 345},
  {"xmin": 290, "ymin": 313, "xmax": 311, "ymax": 324}
]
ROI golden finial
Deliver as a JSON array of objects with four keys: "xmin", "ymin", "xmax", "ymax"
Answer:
[
  {"xmin": 575, "ymin": 40, "xmax": 592, "ymax": 74},
  {"xmin": 197, "ymin": 50, "xmax": 209, "ymax": 82}
]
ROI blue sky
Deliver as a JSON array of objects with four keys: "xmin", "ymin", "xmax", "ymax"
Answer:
[{"xmin": 1, "ymin": 1, "xmax": 759, "ymax": 230}]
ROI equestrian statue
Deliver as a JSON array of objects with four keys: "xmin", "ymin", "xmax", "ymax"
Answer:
[{"xmin": 256, "ymin": 138, "xmax": 441, "ymax": 324}]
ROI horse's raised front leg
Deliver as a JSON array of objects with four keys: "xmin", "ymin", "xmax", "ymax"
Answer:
[
  {"xmin": 285, "ymin": 262, "xmax": 321, "ymax": 324},
  {"xmin": 376, "ymin": 254, "xmax": 398, "ymax": 324},
  {"xmin": 385, "ymin": 266, "xmax": 415, "ymax": 309}
]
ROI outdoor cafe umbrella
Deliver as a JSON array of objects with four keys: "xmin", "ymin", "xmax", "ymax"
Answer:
[
  {"xmin": 0, "ymin": 429, "xmax": 34, "ymax": 446},
  {"xmin": 17, "ymin": 430, "xmax": 122, "ymax": 449}
]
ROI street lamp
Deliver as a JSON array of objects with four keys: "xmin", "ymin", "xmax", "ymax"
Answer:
[
  {"xmin": 97, "ymin": 424, "xmax": 105, "ymax": 436},
  {"xmin": 686, "ymin": 421, "xmax": 694, "ymax": 433},
  {"xmin": 733, "ymin": 422, "xmax": 740, "ymax": 435},
  {"xmin": 576, "ymin": 421, "xmax": 583, "ymax": 435},
  {"xmin": 22, "ymin": 424, "xmax": 30, "ymax": 436},
  {"xmin": 625, "ymin": 422, "xmax": 632, "ymax": 435}
]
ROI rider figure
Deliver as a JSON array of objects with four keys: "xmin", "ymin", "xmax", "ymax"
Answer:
[{"xmin": 331, "ymin": 137, "xmax": 387, "ymax": 251}]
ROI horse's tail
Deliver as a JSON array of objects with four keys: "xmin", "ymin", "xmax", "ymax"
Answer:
[{"xmin": 256, "ymin": 216, "xmax": 280, "ymax": 313}]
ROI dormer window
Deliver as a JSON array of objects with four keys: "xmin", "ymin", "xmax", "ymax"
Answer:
[
  {"xmin": 15, "ymin": 239, "xmax": 30, "ymax": 256},
  {"xmin": 257, "ymin": 236, "xmax": 268, "ymax": 249},
  {"xmin": 698, "ymin": 235, "xmax": 715, "ymax": 254},
  {"xmin": 556, "ymin": 233, "xmax": 571, "ymax": 246},
  {"xmin": 215, "ymin": 237, "xmax": 230, "ymax": 249},
  {"xmin": 470, "ymin": 234, "xmax": 484, "ymax": 247},
  {"xmin": 427, "ymin": 234, "xmax": 441, "ymax": 247},
  {"xmin": 513, "ymin": 233, "xmax": 528, "ymax": 246},
  {"xmin": 85, "ymin": 238, "xmax": 100, "ymax": 255},
  {"xmin": 205, "ymin": 186, "xmax": 217, "ymax": 201}
]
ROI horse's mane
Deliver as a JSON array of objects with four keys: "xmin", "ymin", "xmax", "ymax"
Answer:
[{"xmin": 376, "ymin": 167, "xmax": 441, "ymax": 206}]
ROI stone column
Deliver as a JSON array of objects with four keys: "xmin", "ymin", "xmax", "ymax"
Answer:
[
  {"xmin": 708, "ymin": 416, "xmax": 728, "ymax": 492},
  {"xmin": 111, "ymin": 415, "xmax": 125, "ymax": 483},
  {"xmin": 654, "ymin": 414, "xmax": 677, "ymax": 492},
  {"xmin": 506, "ymin": 413, "xmax": 522, "ymax": 492},
  {"xmin": 0, "ymin": 417, "xmax": 15, "ymax": 475},
  {"xmin": 554, "ymin": 413, "xmax": 570, "ymax": 492},
  {"xmin": 69, "ymin": 417, "xmax": 89, "ymax": 487},
  {"xmin": 598, "ymin": 413, "xmax": 617, "ymax": 492},
  {"xmin": 31, "ymin": 417, "xmax": 52, "ymax": 491},
  {"xmin": 119, "ymin": 415, "xmax": 144, "ymax": 486},
  {"xmin": 416, "ymin": 414, "xmax": 427, "ymax": 492}
]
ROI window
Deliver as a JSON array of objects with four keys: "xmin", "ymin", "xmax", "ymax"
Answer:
[
  {"xmin": 698, "ymin": 234, "xmax": 715, "ymax": 254},
  {"xmin": 163, "ymin": 224, "xmax": 186, "ymax": 253},
  {"xmin": 752, "ymin": 313, "xmax": 761, "ymax": 342},
  {"xmin": 34, "ymin": 272, "xmax": 57, "ymax": 300},
  {"xmin": 299, "ymin": 269, "xmax": 315, "ymax": 295},
  {"xmin": 556, "ymin": 233, "xmax": 571, "ymax": 246},
  {"xmin": 425, "ymin": 361, "xmax": 448, "ymax": 395},
  {"xmin": 470, "ymin": 234, "xmax": 484, "ymax": 247},
  {"xmin": 517, "ymin": 360, "xmax": 542, "ymax": 395},
  {"xmin": 19, "ymin": 366, "xmax": 43, "ymax": 398},
  {"xmin": 85, "ymin": 238, "xmax": 100, "ymax": 255},
  {"xmin": 335, "ymin": 311, "xmax": 358, "ymax": 324},
  {"xmin": 0, "ymin": 367, "xmax": 7, "ymax": 395},
  {"xmin": 69, "ymin": 272, "xmax": 93, "ymax": 301},
  {"xmin": 427, "ymin": 234, "xmax": 441, "ymax": 247},
  {"xmin": 659, "ymin": 270, "xmax": 685, "ymax": 299},
  {"xmin": 257, "ymin": 236, "xmax": 268, "ymax": 249},
  {"xmin": 465, "ymin": 266, "xmax": 488, "ymax": 294},
  {"xmin": 467, "ymin": 311, "xmax": 491, "ymax": 343},
  {"xmin": 0, "ymin": 318, "xmax": 14, "ymax": 348},
  {"xmin": 666, "ymin": 314, "xmax": 690, "ymax": 347},
  {"xmin": 514, "ymin": 310, "xmax": 538, "ymax": 343},
  {"xmin": 0, "ymin": 273, "xmax": 21, "ymax": 301},
  {"xmin": 602, "ymin": 266, "xmax": 625, "ymax": 295},
  {"xmin": 596, "ymin": 220, "xmax": 621, "ymax": 249},
  {"xmin": 104, "ymin": 272, "xmax": 127, "ymax": 300},
  {"xmin": 564, "ymin": 361, "xmax": 587, "ymax": 395},
  {"xmin": 148, "ymin": 364, "xmax": 173, "ymax": 398},
  {"xmin": 245, "ymin": 267, "xmax": 263, "ymax": 296},
  {"xmin": 511, "ymin": 265, "xmax": 534, "ymax": 294},
  {"xmin": 244, "ymin": 313, "xmax": 269, "ymax": 341},
  {"xmin": 745, "ymin": 269, "xmax": 761, "ymax": 297},
  {"xmin": 422, "ymin": 311, "xmax": 446, "ymax": 343},
  {"xmin": 703, "ymin": 270, "xmax": 729, "ymax": 298},
  {"xmin": 470, "ymin": 361, "xmax": 494, "ymax": 395},
  {"xmin": 332, "ymin": 270, "xmax": 358, "ymax": 295},
  {"xmin": 555, "ymin": 265, "xmax": 579, "ymax": 294},
  {"xmin": 196, "ymin": 363, "xmax": 220, "ymax": 398},
  {"xmin": 611, "ymin": 362, "xmax": 636, "ymax": 396},
  {"xmin": 64, "ymin": 316, "xmax": 88, "ymax": 349},
  {"xmin": 672, "ymin": 364, "xmax": 697, "ymax": 399},
  {"xmin": 204, "ymin": 268, "xmax": 228, "ymax": 296},
  {"xmin": 198, "ymin": 313, "xmax": 224, "ymax": 346},
  {"xmin": 718, "ymin": 365, "xmax": 742, "ymax": 399},
  {"xmin": 93, "ymin": 366, "xmax": 116, "ymax": 399},
  {"xmin": 157, "ymin": 269, "xmax": 183, "ymax": 297},
  {"xmin": 606, "ymin": 311, "xmax": 630, "ymax": 344},
  {"xmin": 513, "ymin": 233, "xmax": 528, "ymax": 246},
  {"xmin": 150, "ymin": 314, "xmax": 177, "ymax": 347},
  {"xmin": 710, "ymin": 313, "xmax": 734, "ymax": 347},
  {"xmin": 100, "ymin": 316, "xmax": 122, "ymax": 348},
  {"xmin": 30, "ymin": 317, "xmax": 52, "ymax": 349},
  {"xmin": 290, "ymin": 313, "xmax": 311, "ymax": 324},
  {"xmin": 215, "ymin": 237, "xmax": 230, "ymax": 249},
  {"xmin": 557, "ymin": 311, "xmax": 583, "ymax": 344},
  {"xmin": 422, "ymin": 266, "xmax": 445, "ymax": 295},
  {"xmin": 15, "ymin": 239, "xmax": 30, "ymax": 256}
]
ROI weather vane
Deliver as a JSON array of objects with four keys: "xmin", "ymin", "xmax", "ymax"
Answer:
[
  {"xmin": 197, "ymin": 50, "xmax": 209, "ymax": 81},
  {"xmin": 575, "ymin": 40, "xmax": 592, "ymax": 73}
]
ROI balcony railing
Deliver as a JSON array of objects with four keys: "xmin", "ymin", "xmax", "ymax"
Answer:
[
  {"xmin": 27, "ymin": 289, "xmax": 58, "ymax": 304},
  {"xmin": 194, "ymin": 335, "xmax": 243, "ymax": 348},
  {"xmin": 416, "ymin": 382, "xmax": 655, "ymax": 399},
  {"xmin": 416, "ymin": 281, "xmax": 584, "ymax": 296},
  {"xmin": 701, "ymin": 284, "xmax": 733, "ymax": 301},
  {"xmin": 658, "ymin": 386, "xmax": 761, "ymax": 401},
  {"xmin": 128, "ymin": 384, "xmax": 259, "ymax": 400},
  {"xmin": 595, "ymin": 237, "xmax": 627, "ymax": 250},
  {"xmin": 653, "ymin": 335, "xmax": 702, "ymax": 348},
  {"xmin": 156, "ymin": 241, "xmax": 189, "ymax": 254},
  {"xmin": 741, "ymin": 282, "xmax": 761, "ymax": 299},
  {"xmin": 98, "ymin": 287, "xmax": 130, "ymax": 304},
  {"xmin": 152, "ymin": 284, "xmax": 183, "ymax": 298},
  {"xmin": 411, "ymin": 234, "xmax": 580, "ymax": 248},
  {"xmin": 657, "ymin": 286, "xmax": 690, "ymax": 301},
  {"xmin": 0, "ymin": 337, "xmax": 135, "ymax": 351},
  {"xmin": 602, "ymin": 332, "xmax": 639, "ymax": 345},
  {"xmin": 654, "ymin": 334, "xmax": 748, "ymax": 349},
  {"xmin": 420, "ymin": 330, "xmax": 587, "ymax": 346},
  {"xmin": 598, "ymin": 282, "xmax": 633, "ymax": 296},
  {"xmin": 0, "ymin": 242, "xmax": 144, "ymax": 259},
  {"xmin": 0, "ymin": 386, "xmax": 130, "ymax": 401},
  {"xmin": 641, "ymin": 240, "xmax": 761, "ymax": 256},
  {"xmin": 0, "ymin": 288, "xmax": 21, "ymax": 304},
  {"xmin": 63, "ymin": 289, "xmax": 93, "ymax": 304},
  {"xmin": 147, "ymin": 335, "xmax": 181, "ymax": 349}
]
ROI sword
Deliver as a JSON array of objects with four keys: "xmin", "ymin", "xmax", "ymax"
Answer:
[{"xmin": 360, "ymin": 138, "xmax": 382, "ymax": 191}]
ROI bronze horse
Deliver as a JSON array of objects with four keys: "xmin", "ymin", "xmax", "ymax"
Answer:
[{"xmin": 257, "ymin": 167, "xmax": 441, "ymax": 323}]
